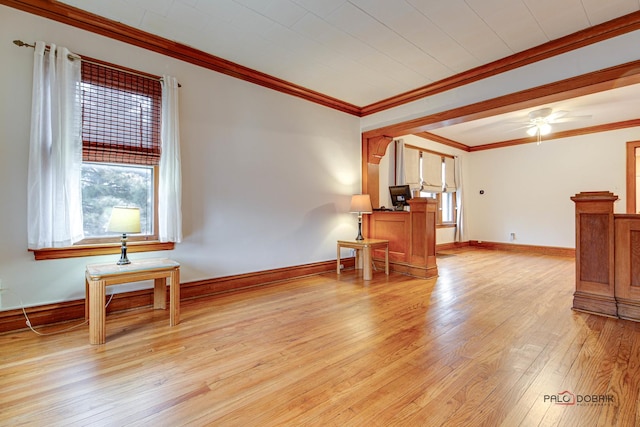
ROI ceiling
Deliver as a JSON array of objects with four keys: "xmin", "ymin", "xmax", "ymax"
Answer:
[
  {"xmin": 426, "ymin": 83, "xmax": 640, "ymax": 148},
  {"xmin": 52, "ymin": 0, "xmax": 640, "ymax": 148}
]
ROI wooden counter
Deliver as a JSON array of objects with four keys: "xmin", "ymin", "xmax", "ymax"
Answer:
[{"xmin": 367, "ymin": 198, "xmax": 438, "ymax": 278}]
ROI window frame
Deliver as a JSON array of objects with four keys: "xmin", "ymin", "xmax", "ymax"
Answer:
[
  {"xmin": 75, "ymin": 164, "xmax": 160, "ymax": 245},
  {"xmin": 31, "ymin": 56, "xmax": 170, "ymax": 260},
  {"xmin": 413, "ymin": 145, "xmax": 458, "ymax": 227},
  {"xmin": 437, "ymin": 191, "xmax": 457, "ymax": 227},
  {"xmin": 30, "ymin": 241, "xmax": 174, "ymax": 260},
  {"xmin": 419, "ymin": 191, "xmax": 458, "ymax": 227},
  {"xmin": 627, "ymin": 140, "xmax": 640, "ymax": 214}
]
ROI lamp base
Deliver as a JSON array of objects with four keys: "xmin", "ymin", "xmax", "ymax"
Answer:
[
  {"xmin": 355, "ymin": 220, "xmax": 364, "ymax": 241},
  {"xmin": 116, "ymin": 233, "xmax": 131, "ymax": 265}
]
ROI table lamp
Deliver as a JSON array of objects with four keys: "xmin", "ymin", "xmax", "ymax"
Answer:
[
  {"xmin": 350, "ymin": 194, "xmax": 372, "ymax": 241},
  {"xmin": 107, "ymin": 206, "xmax": 141, "ymax": 265}
]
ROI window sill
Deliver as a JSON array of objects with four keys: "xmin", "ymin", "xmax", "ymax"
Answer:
[
  {"xmin": 437, "ymin": 223, "xmax": 457, "ymax": 229},
  {"xmin": 30, "ymin": 241, "xmax": 175, "ymax": 261}
]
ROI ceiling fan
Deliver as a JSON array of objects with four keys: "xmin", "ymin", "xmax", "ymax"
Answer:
[{"xmin": 523, "ymin": 107, "xmax": 591, "ymax": 143}]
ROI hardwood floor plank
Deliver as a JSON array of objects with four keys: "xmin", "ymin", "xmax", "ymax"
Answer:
[{"xmin": 1, "ymin": 249, "xmax": 638, "ymax": 426}]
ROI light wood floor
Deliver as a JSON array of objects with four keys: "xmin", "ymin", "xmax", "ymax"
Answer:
[{"xmin": 1, "ymin": 248, "xmax": 639, "ymax": 426}]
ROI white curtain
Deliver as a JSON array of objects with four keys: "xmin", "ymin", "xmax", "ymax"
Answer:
[
  {"xmin": 422, "ymin": 152, "xmax": 443, "ymax": 193},
  {"xmin": 454, "ymin": 156, "xmax": 466, "ymax": 242},
  {"xmin": 159, "ymin": 75, "xmax": 183, "ymax": 243},
  {"xmin": 27, "ymin": 41, "xmax": 83, "ymax": 249},
  {"xmin": 395, "ymin": 139, "xmax": 404, "ymax": 186},
  {"xmin": 444, "ymin": 156, "xmax": 456, "ymax": 192}
]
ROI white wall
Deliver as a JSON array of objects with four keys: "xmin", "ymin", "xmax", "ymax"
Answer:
[
  {"xmin": 0, "ymin": 6, "xmax": 361, "ymax": 310},
  {"xmin": 465, "ymin": 130, "xmax": 633, "ymax": 248}
]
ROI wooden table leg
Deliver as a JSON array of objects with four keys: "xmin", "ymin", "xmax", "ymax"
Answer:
[
  {"xmin": 154, "ymin": 277, "xmax": 166, "ymax": 309},
  {"xmin": 336, "ymin": 244, "xmax": 341, "ymax": 275},
  {"xmin": 363, "ymin": 245, "xmax": 372, "ymax": 280},
  {"xmin": 170, "ymin": 268, "xmax": 180, "ymax": 326},
  {"xmin": 355, "ymin": 248, "xmax": 362, "ymax": 270},
  {"xmin": 89, "ymin": 279, "xmax": 107, "ymax": 345},
  {"xmin": 85, "ymin": 275, "xmax": 89, "ymax": 321},
  {"xmin": 385, "ymin": 243, "xmax": 389, "ymax": 275}
]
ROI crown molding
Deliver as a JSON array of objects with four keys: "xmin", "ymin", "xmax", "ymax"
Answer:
[
  {"xmin": 1, "ymin": 0, "xmax": 362, "ymax": 116},
  {"xmin": 360, "ymin": 10, "xmax": 640, "ymax": 116},
  {"xmin": 413, "ymin": 132, "xmax": 471, "ymax": 152},
  {"xmin": 469, "ymin": 118, "xmax": 640, "ymax": 151}
]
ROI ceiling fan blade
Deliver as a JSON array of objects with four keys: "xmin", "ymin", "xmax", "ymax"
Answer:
[
  {"xmin": 461, "ymin": 118, "xmax": 526, "ymax": 132},
  {"xmin": 505, "ymin": 123, "xmax": 535, "ymax": 133},
  {"xmin": 547, "ymin": 110, "xmax": 569, "ymax": 121},
  {"xmin": 551, "ymin": 114, "xmax": 592, "ymax": 123}
]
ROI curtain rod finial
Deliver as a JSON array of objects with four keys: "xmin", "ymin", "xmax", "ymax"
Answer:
[{"xmin": 13, "ymin": 40, "xmax": 34, "ymax": 48}]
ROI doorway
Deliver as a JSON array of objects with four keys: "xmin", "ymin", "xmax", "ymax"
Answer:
[{"xmin": 627, "ymin": 141, "xmax": 640, "ymax": 213}]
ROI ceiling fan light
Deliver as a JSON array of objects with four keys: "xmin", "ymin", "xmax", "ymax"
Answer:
[
  {"xmin": 526, "ymin": 126, "xmax": 538, "ymax": 136},
  {"xmin": 539, "ymin": 123, "xmax": 552, "ymax": 135}
]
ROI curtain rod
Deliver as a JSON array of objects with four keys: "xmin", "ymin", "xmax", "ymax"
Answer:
[{"xmin": 13, "ymin": 40, "xmax": 181, "ymax": 87}]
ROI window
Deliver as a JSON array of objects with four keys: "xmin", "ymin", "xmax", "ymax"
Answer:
[
  {"xmin": 419, "ymin": 151, "xmax": 457, "ymax": 226},
  {"xmin": 77, "ymin": 59, "xmax": 162, "ymax": 244},
  {"xmin": 441, "ymin": 191, "xmax": 456, "ymax": 223},
  {"xmin": 28, "ymin": 45, "xmax": 180, "ymax": 260},
  {"xmin": 419, "ymin": 191, "xmax": 458, "ymax": 225}
]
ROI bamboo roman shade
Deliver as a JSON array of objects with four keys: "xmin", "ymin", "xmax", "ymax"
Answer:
[{"xmin": 81, "ymin": 60, "xmax": 162, "ymax": 166}]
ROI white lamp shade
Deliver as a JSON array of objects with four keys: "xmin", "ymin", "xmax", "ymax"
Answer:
[
  {"xmin": 350, "ymin": 194, "xmax": 372, "ymax": 213},
  {"xmin": 107, "ymin": 207, "xmax": 141, "ymax": 233}
]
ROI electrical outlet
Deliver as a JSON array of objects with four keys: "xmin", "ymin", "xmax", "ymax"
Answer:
[
  {"xmin": 510, "ymin": 232, "xmax": 516, "ymax": 241},
  {"xmin": 339, "ymin": 263, "xmax": 345, "ymax": 270}
]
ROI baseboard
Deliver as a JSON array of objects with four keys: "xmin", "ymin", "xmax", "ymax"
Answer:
[
  {"xmin": 0, "ymin": 257, "xmax": 355, "ymax": 334},
  {"xmin": 384, "ymin": 261, "xmax": 438, "ymax": 279},
  {"xmin": 573, "ymin": 291, "xmax": 618, "ymax": 318},
  {"xmin": 179, "ymin": 258, "xmax": 355, "ymax": 300},
  {"xmin": 468, "ymin": 240, "xmax": 575, "ymax": 257},
  {"xmin": 436, "ymin": 241, "xmax": 470, "ymax": 252}
]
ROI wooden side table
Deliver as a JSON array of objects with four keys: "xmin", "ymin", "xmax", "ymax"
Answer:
[
  {"xmin": 337, "ymin": 239, "xmax": 389, "ymax": 281},
  {"xmin": 85, "ymin": 258, "xmax": 180, "ymax": 345}
]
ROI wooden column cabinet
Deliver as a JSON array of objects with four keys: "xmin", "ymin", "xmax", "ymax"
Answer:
[
  {"xmin": 408, "ymin": 198, "xmax": 438, "ymax": 278},
  {"xmin": 571, "ymin": 191, "xmax": 618, "ymax": 317},
  {"xmin": 614, "ymin": 215, "xmax": 640, "ymax": 321}
]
